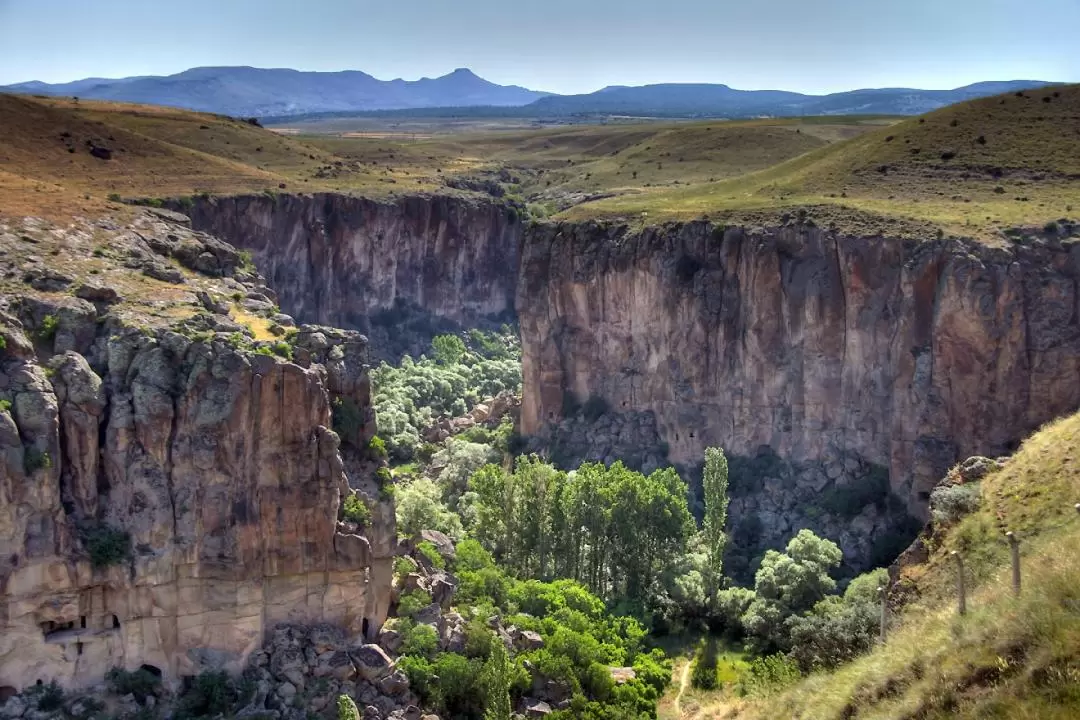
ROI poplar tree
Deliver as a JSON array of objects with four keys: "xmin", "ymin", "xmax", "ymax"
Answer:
[{"xmin": 703, "ymin": 447, "xmax": 730, "ymax": 598}]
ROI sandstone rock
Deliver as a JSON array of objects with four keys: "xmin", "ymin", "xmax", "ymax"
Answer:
[
  {"xmin": 141, "ymin": 262, "xmax": 185, "ymax": 283},
  {"xmin": 377, "ymin": 626, "xmax": 403, "ymax": 655},
  {"xmin": 379, "ymin": 670, "xmax": 409, "ymax": 696},
  {"xmin": 514, "ymin": 629, "xmax": 544, "ymax": 652},
  {"xmin": 73, "ymin": 282, "xmax": 119, "ymax": 304},
  {"xmin": 419, "ymin": 530, "xmax": 456, "ymax": 561},
  {"xmin": 522, "ymin": 698, "xmax": 551, "ymax": 717},
  {"xmin": 350, "ymin": 644, "xmax": 394, "ymax": 682},
  {"xmin": 429, "ymin": 574, "xmax": 456, "ymax": 609}
]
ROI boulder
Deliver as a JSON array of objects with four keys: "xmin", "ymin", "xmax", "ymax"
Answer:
[
  {"xmin": 522, "ymin": 699, "xmax": 551, "ymax": 718},
  {"xmin": 74, "ymin": 282, "xmax": 120, "ymax": 304},
  {"xmin": 514, "ymin": 629, "xmax": 544, "ymax": 652},
  {"xmin": 379, "ymin": 670, "xmax": 410, "ymax": 696},
  {"xmin": 419, "ymin": 530, "xmax": 456, "ymax": 561},
  {"xmin": 350, "ymin": 644, "xmax": 394, "ymax": 682}
]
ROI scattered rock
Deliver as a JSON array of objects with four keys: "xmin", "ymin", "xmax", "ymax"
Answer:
[
  {"xmin": 22, "ymin": 268, "xmax": 73, "ymax": 292},
  {"xmin": 350, "ymin": 644, "xmax": 394, "ymax": 682},
  {"xmin": 74, "ymin": 282, "xmax": 120, "ymax": 304},
  {"xmin": 142, "ymin": 262, "xmax": 185, "ymax": 284}
]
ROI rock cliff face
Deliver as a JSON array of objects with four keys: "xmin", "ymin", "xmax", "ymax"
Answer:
[
  {"xmin": 0, "ymin": 213, "xmax": 395, "ymax": 693},
  {"xmin": 518, "ymin": 221, "xmax": 1080, "ymax": 567},
  {"xmin": 181, "ymin": 194, "xmax": 521, "ymax": 360}
]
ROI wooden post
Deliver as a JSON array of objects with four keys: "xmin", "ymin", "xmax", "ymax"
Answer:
[
  {"xmin": 878, "ymin": 585, "xmax": 888, "ymax": 643},
  {"xmin": 951, "ymin": 551, "xmax": 966, "ymax": 616},
  {"xmin": 1006, "ymin": 532, "xmax": 1021, "ymax": 596}
]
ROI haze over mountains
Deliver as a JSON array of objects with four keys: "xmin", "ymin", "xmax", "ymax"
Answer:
[{"xmin": 0, "ymin": 65, "xmax": 1056, "ymax": 119}]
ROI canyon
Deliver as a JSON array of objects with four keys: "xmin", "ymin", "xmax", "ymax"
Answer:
[
  {"xmin": 183, "ymin": 193, "xmax": 1080, "ymax": 570},
  {"xmin": 0, "ymin": 212, "xmax": 395, "ymax": 693}
]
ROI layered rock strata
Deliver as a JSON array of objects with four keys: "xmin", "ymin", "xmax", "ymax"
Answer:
[{"xmin": 0, "ymin": 213, "xmax": 394, "ymax": 692}]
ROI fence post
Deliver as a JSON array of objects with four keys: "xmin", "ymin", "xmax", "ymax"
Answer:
[
  {"xmin": 878, "ymin": 585, "xmax": 888, "ymax": 643},
  {"xmin": 1006, "ymin": 531, "xmax": 1021, "ymax": 596},
  {"xmin": 951, "ymin": 551, "xmax": 966, "ymax": 616}
]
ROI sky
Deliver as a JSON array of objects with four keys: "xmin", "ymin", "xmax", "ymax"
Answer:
[{"xmin": 0, "ymin": 0, "xmax": 1077, "ymax": 94}]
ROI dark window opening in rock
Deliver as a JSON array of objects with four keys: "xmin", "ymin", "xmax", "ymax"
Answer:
[
  {"xmin": 689, "ymin": 432, "xmax": 695, "ymax": 439},
  {"xmin": 0, "ymin": 686, "xmax": 18, "ymax": 703},
  {"xmin": 41, "ymin": 620, "xmax": 75, "ymax": 639},
  {"xmin": 362, "ymin": 618, "xmax": 370, "ymax": 638},
  {"xmin": 111, "ymin": 615, "xmax": 120, "ymax": 629},
  {"xmin": 139, "ymin": 664, "xmax": 163, "ymax": 678},
  {"xmin": 76, "ymin": 642, "xmax": 83, "ymax": 656},
  {"xmin": 80, "ymin": 616, "xmax": 86, "ymax": 629},
  {"xmin": 675, "ymin": 433, "xmax": 679, "ymax": 441},
  {"xmin": 36, "ymin": 680, "xmax": 43, "ymax": 686}
]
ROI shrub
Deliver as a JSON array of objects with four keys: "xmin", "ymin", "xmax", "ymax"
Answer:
[
  {"xmin": 376, "ymin": 467, "xmax": 392, "ymax": 486},
  {"xmin": 336, "ymin": 694, "xmax": 360, "ymax": 720},
  {"xmin": 39, "ymin": 314, "xmax": 59, "ymax": 340},
  {"xmin": 398, "ymin": 654, "xmax": 435, "ymax": 700},
  {"xmin": 398, "ymin": 589, "xmax": 434, "ymax": 618},
  {"xmin": 690, "ymin": 637, "xmax": 719, "ymax": 690},
  {"xmin": 332, "ymin": 397, "xmax": 364, "ymax": 443},
  {"xmin": 0, "ymin": 399, "xmax": 11, "ymax": 413},
  {"xmin": 82, "ymin": 522, "xmax": 131, "ymax": 568},
  {"xmin": 237, "ymin": 250, "xmax": 255, "ymax": 270},
  {"xmin": 34, "ymin": 681, "xmax": 65, "ymax": 711},
  {"xmin": 24, "ymin": 448, "xmax": 52, "ymax": 474},
  {"xmin": 368, "ymin": 435, "xmax": 389, "ymax": 460},
  {"xmin": 399, "ymin": 620, "xmax": 439, "ymax": 658},
  {"xmin": 106, "ymin": 667, "xmax": 162, "ymax": 702},
  {"xmin": 176, "ymin": 670, "xmax": 245, "ymax": 720},
  {"xmin": 0, "ymin": 334, "xmax": 6, "ymax": 352},
  {"xmin": 417, "ymin": 540, "xmax": 446, "ymax": 570},
  {"xmin": 107, "ymin": 193, "xmax": 123, "ymax": 202},
  {"xmin": 735, "ymin": 654, "xmax": 801, "ymax": 697},
  {"xmin": 930, "ymin": 482, "xmax": 981, "ymax": 525},
  {"xmin": 394, "ymin": 555, "xmax": 419, "ymax": 581},
  {"xmin": 341, "ymin": 494, "xmax": 372, "ymax": 527},
  {"xmin": 270, "ymin": 341, "xmax": 292, "ymax": 360}
]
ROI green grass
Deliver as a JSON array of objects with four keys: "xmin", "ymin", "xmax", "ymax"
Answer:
[
  {"xmin": 734, "ymin": 411, "xmax": 1080, "ymax": 720},
  {"xmin": 568, "ymin": 84, "xmax": 1080, "ymax": 238}
]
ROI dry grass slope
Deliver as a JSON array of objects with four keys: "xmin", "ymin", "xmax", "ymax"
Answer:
[
  {"xmin": 572, "ymin": 84, "xmax": 1080, "ymax": 237},
  {"xmin": 730, "ymin": 411, "xmax": 1080, "ymax": 720}
]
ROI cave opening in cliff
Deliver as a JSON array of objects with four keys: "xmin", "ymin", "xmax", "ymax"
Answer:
[
  {"xmin": 40, "ymin": 620, "xmax": 76, "ymax": 639},
  {"xmin": 111, "ymin": 615, "xmax": 120, "ymax": 629},
  {"xmin": 140, "ymin": 664, "xmax": 163, "ymax": 678},
  {"xmin": 362, "ymin": 618, "xmax": 370, "ymax": 638}
]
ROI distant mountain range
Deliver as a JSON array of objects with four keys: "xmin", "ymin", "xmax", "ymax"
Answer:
[
  {"xmin": 0, "ymin": 66, "xmax": 551, "ymax": 117},
  {"xmin": 0, "ymin": 66, "xmax": 1060, "ymax": 119}
]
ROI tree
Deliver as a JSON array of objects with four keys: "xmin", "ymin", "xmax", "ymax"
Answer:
[
  {"xmin": 702, "ymin": 447, "xmax": 730, "ymax": 598},
  {"xmin": 395, "ymin": 477, "xmax": 465, "ymax": 540},
  {"xmin": 432, "ymin": 334, "xmax": 467, "ymax": 365},
  {"xmin": 481, "ymin": 638, "xmax": 513, "ymax": 720}
]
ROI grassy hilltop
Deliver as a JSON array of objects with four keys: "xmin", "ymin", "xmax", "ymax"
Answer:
[{"xmin": 2, "ymin": 85, "xmax": 1077, "ymax": 239}]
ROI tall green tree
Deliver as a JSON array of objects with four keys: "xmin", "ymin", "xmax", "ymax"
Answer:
[
  {"xmin": 702, "ymin": 447, "xmax": 730, "ymax": 598},
  {"xmin": 481, "ymin": 638, "xmax": 513, "ymax": 720}
]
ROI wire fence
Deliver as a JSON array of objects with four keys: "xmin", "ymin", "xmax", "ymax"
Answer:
[{"xmin": 877, "ymin": 503, "xmax": 1080, "ymax": 641}]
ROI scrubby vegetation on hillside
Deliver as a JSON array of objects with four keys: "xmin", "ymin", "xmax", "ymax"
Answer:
[{"xmin": 371, "ymin": 328, "xmax": 520, "ymax": 460}]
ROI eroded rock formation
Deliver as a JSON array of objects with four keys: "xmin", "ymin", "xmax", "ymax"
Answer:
[
  {"xmin": 0, "ymin": 215, "xmax": 394, "ymax": 693},
  {"xmin": 518, "ymin": 221, "xmax": 1080, "ymax": 566},
  {"xmin": 180, "ymin": 194, "xmax": 521, "ymax": 361}
]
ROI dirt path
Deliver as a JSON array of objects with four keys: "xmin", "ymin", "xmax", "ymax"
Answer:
[{"xmin": 673, "ymin": 659, "xmax": 692, "ymax": 716}]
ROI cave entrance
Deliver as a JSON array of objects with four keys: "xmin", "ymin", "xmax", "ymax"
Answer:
[
  {"xmin": 140, "ymin": 664, "xmax": 163, "ymax": 678},
  {"xmin": 362, "ymin": 618, "xmax": 370, "ymax": 639}
]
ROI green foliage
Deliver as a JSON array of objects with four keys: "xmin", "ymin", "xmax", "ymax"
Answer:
[
  {"xmin": 394, "ymin": 555, "xmax": 418, "ymax": 581},
  {"xmin": 107, "ymin": 192, "xmax": 123, "ymax": 202},
  {"xmin": 81, "ymin": 522, "xmax": 131, "ymax": 568},
  {"xmin": 467, "ymin": 456, "xmax": 694, "ymax": 607},
  {"xmin": 481, "ymin": 640, "xmax": 513, "ymax": 720},
  {"xmin": 0, "ymin": 399, "xmax": 11, "ymax": 413},
  {"xmin": 176, "ymin": 671, "xmax": 249, "ymax": 720},
  {"xmin": 270, "ymin": 340, "xmax": 293, "ymax": 360},
  {"xmin": 702, "ymin": 446, "xmax": 730, "ymax": 597},
  {"xmin": 106, "ymin": 667, "xmax": 162, "ymax": 702},
  {"xmin": 395, "ymin": 476, "xmax": 465, "ymax": 540},
  {"xmin": 735, "ymin": 653, "xmax": 801, "ymax": 697},
  {"xmin": 432, "ymin": 333, "xmax": 467, "ymax": 365},
  {"xmin": 237, "ymin": 250, "xmax": 255, "ymax": 270},
  {"xmin": 38, "ymin": 314, "xmax": 59, "ymax": 340},
  {"xmin": 34, "ymin": 681, "xmax": 65, "ymax": 711},
  {"xmin": 332, "ymin": 396, "xmax": 365, "ymax": 443},
  {"xmin": 24, "ymin": 447, "xmax": 51, "ymax": 473},
  {"xmin": 398, "ymin": 589, "xmax": 434, "ymax": 618},
  {"xmin": 417, "ymin": 540, "xmax": 446, "ymax": 570},
  {"xmin": 341, "ymin": 493, "xmax": 372, "ymax": 526},
  {"xmin": 371, "ymin": 329, "xmax": 521, "ymax": 459},
  {"xmin": 691, "ymin": 636, "xmax": 720, "ymax": 690},
  {"xmin": 398, "ymin": 654, "xmax": 435, "ymax": 698},
  {"xmin": 368, "ymin": 435, "xmax": 389, "ymax": 460},
  {"xmin": 336, "ymin": 694, "xmax": 360, "ymax": 720},
  {"xmin": 930, "ymin": 482, "xmax": 981, "ymax": 525},
  {"xmin": 400, "ymin": 620, "xmax": 440, "ymax": 659}
]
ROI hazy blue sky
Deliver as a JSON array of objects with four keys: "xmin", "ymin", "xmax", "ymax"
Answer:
[{"xmin": 0, "ymin": 0, "xmax": 1076, "ymax": 93}]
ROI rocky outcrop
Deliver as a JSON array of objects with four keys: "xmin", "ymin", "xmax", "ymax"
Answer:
[
  {"xmin": 518, "ymin": 221, "xmax": 1080, "ymax": 566},
  {"xmin": 0, "ymin": 217, "xmax": 395, "ymax": 693},
  {"xmin": 180, "ymin": 194, "xmax": 522, "ymax": 361}
]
